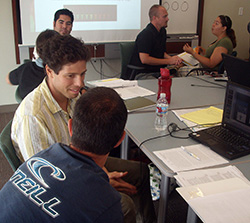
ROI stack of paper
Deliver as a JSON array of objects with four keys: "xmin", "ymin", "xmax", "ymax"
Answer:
[
  {"xmin": 87, "ymin": 78, "xmax": 155, "ymax": 100},
  {"xmin": 172, "ymin": 106, "xmax": 223, "ymax": 131},
  {"xmin": 154, "ymin": 144, "xmax": 228, "ymax": 173},
  {"xmin": 173, "ymin": 108, "xmax": 208, "ymax": 132},
  {"xmin": 180, "ymin": 106, "xmax": 223, "ymax": 127},
  {"xmin": 177, "ymin": 178, "xmax": 250, "ymax": 223},
  {"xmin": 175, "ymin": 165, "xmax": 250, "ymax": 187}
]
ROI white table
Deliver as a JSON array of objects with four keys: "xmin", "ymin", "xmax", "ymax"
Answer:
[{"xmin": 121, "ymin": 76, "xmax": 250, "ymax": 223}]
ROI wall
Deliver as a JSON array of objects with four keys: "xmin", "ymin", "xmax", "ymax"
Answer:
[
  {"xmin": 0, "ymin": 0, "xmax": 18, "ymax": 105},
  {"xmin": 201, "ymin": 0, "xmax": 250, "ymax": 60}
]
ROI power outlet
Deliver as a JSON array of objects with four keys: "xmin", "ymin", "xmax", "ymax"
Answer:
[{"xmin": 238, "ymin": 7, "xmax": 243, "ymax": 16}]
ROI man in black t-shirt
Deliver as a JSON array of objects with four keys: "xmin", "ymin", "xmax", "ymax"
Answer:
[
  {"xmin": 127, "ymin": 5, "xmax": 182, "ymax": 79},
  {"xmin": 6, "ymin": 29, "xmax": 59, "ymax": 99}
]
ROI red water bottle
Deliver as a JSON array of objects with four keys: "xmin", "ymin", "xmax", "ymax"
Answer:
[{"xmin": 157, "ymin": 68, "xmax": 172, "ymax": 104}]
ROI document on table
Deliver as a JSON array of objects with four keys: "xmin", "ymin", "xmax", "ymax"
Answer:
[
  {"xmin": 173, "ymin": 108, "xmax": 208, "ymax": 132},
  {"xmin": 154, "ymin": 144, "xmax": 228, "ymax": 173},
  {"xmin": 177, "ymin": 178, "xmax": 250, "ymax": 223},
  {"xmin": 115, "ymin": 85, "xmax": 155, "ymax": 100},
  {"xmin": 87, "ymin": 78, "xmax": 136, "ymax": 88},
  {"xmin": 180, "ymin": 106, "xmax": 223, "ymax": 127},
  {"xmin": 87, "ymin": 78, "xmax": 155, "ymax": 100},
  {"xmin": 175, "ymin": 165, "xmax": 250, "ymax": 187}
]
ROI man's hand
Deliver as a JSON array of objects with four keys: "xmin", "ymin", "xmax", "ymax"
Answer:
[
  {"xmin": 108, "ymin": 171, "xmax": 137, "ymax": 195},
  {"xmin": 168, "ymin": 55, "xmax": 183, "ymax": 65}
]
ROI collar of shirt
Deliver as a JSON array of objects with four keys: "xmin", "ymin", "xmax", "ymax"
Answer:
[{"xmin": 40, "ymin": 78, "xmax": 80, "ymax": 117}]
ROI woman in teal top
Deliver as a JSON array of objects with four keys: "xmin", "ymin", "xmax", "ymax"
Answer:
[{"xmin": 179, "ymin": 15, "xmax": 236, "ymax": 75}]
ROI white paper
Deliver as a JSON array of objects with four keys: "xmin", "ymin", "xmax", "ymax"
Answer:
[
  {"xmin": 115, "ymin": 85, "xmax": 155, "ymax": 100},
  {"xmin": 175, "ymin": 165, "xmax": 250, "ymax": 187},
  {"xmin": 87, "ymin": 78, "xmax": 155, "ymax": 100},
  {"xmin": 87, "ymin": 78, "xmax": 137, "ymax": 88},
  {"xmin": 190, "ymin": 189, "xmax": 250, "ymax": 223},
  {"xmin": 154, "ymin": 144, "xmax": 228, "ymax": 173},
  {"xmin": 177, "ymin": 178, "xmax": 250, "ymax": 223},
  {"xmin": 173, "ymin": 108, "xmax": 213, "ymax": 132}
]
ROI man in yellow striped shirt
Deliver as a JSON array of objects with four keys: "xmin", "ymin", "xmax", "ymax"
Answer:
[{"xmin": 11, "ymin": 35, "xmax": 156, "ymax": 223}]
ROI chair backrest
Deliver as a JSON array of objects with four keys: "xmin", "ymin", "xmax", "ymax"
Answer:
[
  {"xmin": 0, "ymin": 120, "xmax": 21, "ymax": 171},
  {"xmin": 218, "ymin": 51, "xmax": 237, "ymax": 74},
  {"xmin": 119, "ymin": 42, "xmax": 135, "ymax": 77},
  {"xmin": 15, "ymin": 86, "xmax": 23, "ymax": 103}
]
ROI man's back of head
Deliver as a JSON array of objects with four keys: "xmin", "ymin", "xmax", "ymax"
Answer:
[
  {"xmin": 36, "ymin": 29, "xmax": 59, "ymax": 60},
  {"xmin": 71, "ymin": 87, "xmax": 128, "ymax": 155}
]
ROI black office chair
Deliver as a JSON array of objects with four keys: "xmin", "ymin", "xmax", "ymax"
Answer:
[
  {"xmin": 119, "ymin": 42, "xmax": 146, "ymax": 80},
  {"xmin": 185, "ymin": 51, "xmax": 237, "ymax": 77},
  {"xmin": 0, "ymin": 120, "xmax": 22, "ymax": 171}
]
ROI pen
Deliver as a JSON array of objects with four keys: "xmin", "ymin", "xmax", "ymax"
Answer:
[{"xmin": 181, "ymin": 146, "xmax": 201, "ymax": 161}]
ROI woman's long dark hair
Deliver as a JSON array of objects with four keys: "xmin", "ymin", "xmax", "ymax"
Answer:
[{"xmin": 219, "ymin": 15, "xmax": 237, "ymax": 48}]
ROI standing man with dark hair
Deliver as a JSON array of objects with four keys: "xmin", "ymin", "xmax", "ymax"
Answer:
[
  {"xmin": 127, "ymin": 5, "xmax": 182, "ymax": 79},
  {"xmin": 0, "ymin": 87, "xmax": 126, "ymax": 222},
  {"xmin": 11, "ymin": 35, "xmax": 156, "ymax": 223},
  {"xmin": 53, "ymin": 8, "xmax": 74, "ymax": 36}
]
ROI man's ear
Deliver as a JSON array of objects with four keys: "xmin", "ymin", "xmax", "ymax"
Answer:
[
  {"xmin": 45, "ymin": 65, "xmax": 53, "ymax": 78},
  {"xmin": 114, "ymin": 131, "xmax": 126, "ymax": 148},
  {"xmin": 53, "ymin": 21, "xmax": 56, "ymax": 29},
  {"xmin": 68, "ymin": 119, "xmax": 73, "ymax": 137}
]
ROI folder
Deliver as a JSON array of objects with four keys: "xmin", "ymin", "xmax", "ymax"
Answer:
[{"xmin": 124, "ymin": 97, "xmax": 155, "ymax": 112}]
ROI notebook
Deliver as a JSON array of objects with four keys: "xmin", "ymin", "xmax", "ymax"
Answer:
[
  {"xmin": 222, "ymin": 53, "xmax": 250, "ymax": 87},
  {"xmin": 124, "ymin": 97, "xmax": 155, "ymax": 112},
  {"xmin": 189, "ymin": 81, "xmax": 250, "ymax": 160}
]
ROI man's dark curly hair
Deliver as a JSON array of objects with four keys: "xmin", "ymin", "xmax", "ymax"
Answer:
[
  {"xmin": 42, "ymin": 35, "xmax": 90, "ymax": 74},
  {"xmin": 36, "ymin": 29, "xmax": 59, "ymax": 59},
  {"xmin": 71, "ymin": 87, "xmax": 128, "ymax": 155}
]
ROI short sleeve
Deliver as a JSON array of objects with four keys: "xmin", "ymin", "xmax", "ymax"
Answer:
[
  {"xmin": 9, "ymin": 64, "xmax": 26, "ymax": 85},
  {"xmin": 137, "ymin": 30, "xmax": 154, "ymax": 54},
  {"xmin": 217, "ymin": 38, "xmax": 233, "ymax": 54}
]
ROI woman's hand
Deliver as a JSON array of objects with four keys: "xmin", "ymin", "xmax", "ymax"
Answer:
[{"xmin": 183, "ymin": 43, "xmax": 195, "ymax": 55}]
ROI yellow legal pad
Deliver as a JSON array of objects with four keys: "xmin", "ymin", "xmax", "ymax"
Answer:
[{"xmin": 180, "ymin": 106, "xmax": 223, "ymax": 127}]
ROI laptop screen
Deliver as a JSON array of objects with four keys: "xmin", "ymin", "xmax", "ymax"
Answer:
[
  {"xmin": 223, "ymin": 81, "xmax": 250, "ymax": 138},
  {"xmin": 222, "ymin": 53, "xmax": 250, "ymax": 87}
]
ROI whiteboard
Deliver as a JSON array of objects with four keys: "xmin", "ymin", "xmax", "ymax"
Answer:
[{"xmin": 162, "ymin": 0, "xmax": 200, "ymax": 34}]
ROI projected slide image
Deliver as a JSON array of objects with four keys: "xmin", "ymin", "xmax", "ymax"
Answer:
[
  {"xmin": 20, "ymin": 0, "xmax": 158, "ymax": 44},
  {"xmin": 34, "ymin": 0, "xmax": 140, "ymax": 31},
  {"xmin": 65, "ymin": 5, "xmax": 117, "ymax": 22}
]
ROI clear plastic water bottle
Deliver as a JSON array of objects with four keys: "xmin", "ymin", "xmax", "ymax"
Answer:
[{"xmin": 154, "ymin": 93, "xmax": 168, "ymax": 131}]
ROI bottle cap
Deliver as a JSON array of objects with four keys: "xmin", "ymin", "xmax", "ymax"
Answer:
[
  {"xmin": 160, "ymin": 68, "xmax": 170, "ymax": 78},
  {"xmin": 160, "ymin": 93, "xmax": 166, "ymax": 98}
]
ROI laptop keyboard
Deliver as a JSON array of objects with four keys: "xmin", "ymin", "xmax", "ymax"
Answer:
[{"xmin": 206, "ymin": 126, "xmax": 250, "ymax": 158}]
